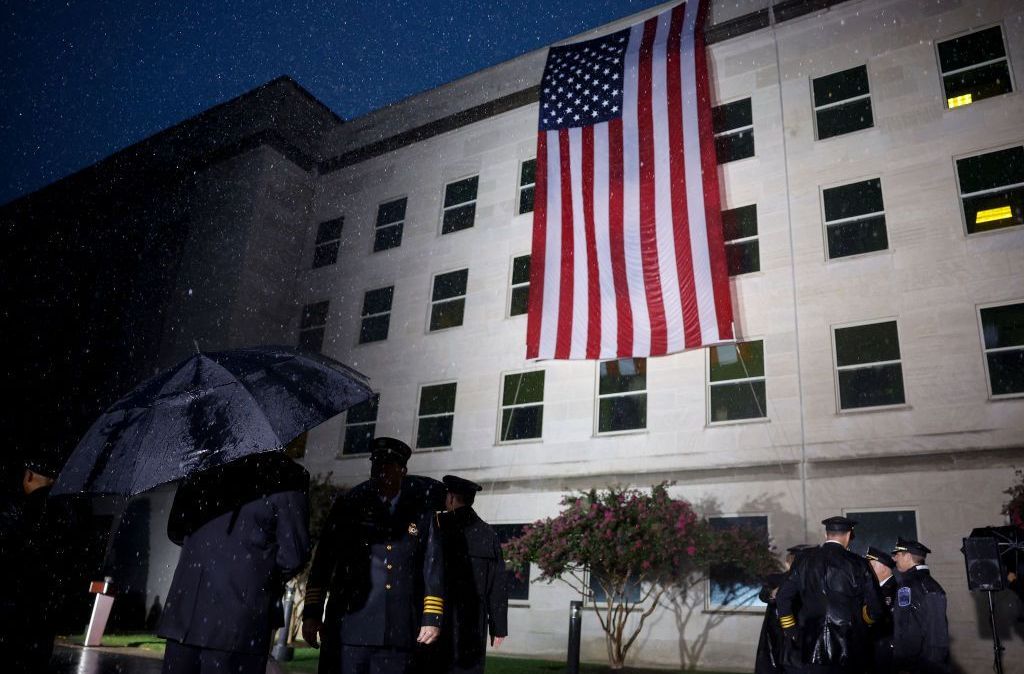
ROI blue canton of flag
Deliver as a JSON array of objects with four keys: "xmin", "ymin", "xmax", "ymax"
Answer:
[{"xmin": 539, "ymin": 29, "xmax": 629, "ymax": 131}]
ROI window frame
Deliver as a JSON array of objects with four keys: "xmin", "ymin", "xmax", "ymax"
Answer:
[
  {"xmin": 358, "ymin": 284, "xmax": 394, "ymax": 345},
  {"xmin": 935, "ymin": 23, "xmax": 1015, "ymax": 111},
  {"xmin": 517, "ymin": 158, "xmax": 537, "ymax": 216},
  {"xmin": 977, "ymin": 299, "xmax": 1024, "ymax": 400},
  {"xmin": 952, "ymin": 142, "xmax": 1024, "ymax": 237},
  {"xmin": 706, "ymin": 338, "xmax": 768, "ymax": 426},
  {"xmin": 507, "ymin": 254, "xmax": 531, "ymax": 318},
  {"xmin": 373, "ymin": 196, "xmax": 407, "ymax": 253},
  {"xmin": 594, "ymin": 358, "xmax": 648, "ymax": 437},
  {"xmin": 415, "ymin": 380, "xmax": 458, "ymax": 451},
  {"xmin": 440, "ymin": 174, "xmax": 479, "ymax": 235},
  {"xmin": 705, "ymin": 513, "xmax": 770, "ymax": 613},
  {"xmin": 312, "ymin": 216, "xmax": 344, "ymax": 269},
  {"xmin": 497, "ymin": 368, "xmax": 545, "ymax": 445},
  {"xmin": 819, "ymin": 176, "xmax": 889, "ymax": 261},
  {"xmin": 711, "ymin": 97, "xmax": 755, "ymax": 164},
  {"xmin": 811, "ymin": 64, "xmax": 875, "ymax": 141},
  {"xmin": 583, "ymin": 567, "xmax": 646, "ymax": 610},
  {"xmin": 337, "ymin": 393, "xmax": 380, "ymax": 459},
  {"xmin": 721, "ymin": 204, "xmax": 760, "ymax": 277},
  {"xmin": 831, "ymin": 317, "xmax": 908, "ymax": 413},
  {"xmin": 428, "ymin": 267, "xmax": 469, "ymax": 333}
]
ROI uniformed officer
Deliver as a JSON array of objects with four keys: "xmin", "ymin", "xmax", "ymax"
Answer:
[
  {"xmin": 865, "ymin": 546, "xmax": 898, "ymax": 673},
  {"xmin": 891, "ymin": 538, "xmax": 950, "ymax": 674},
  {"xmin": 776, "ymin": 517, "xmax": 885, "ymax": 673},
  {"xmin": 756, "ymin": 544, "xmax": 814, "ymax": 674},
  {"xmin": 430, "ymin": 475, "xmax": 508, "ymax": 674},
  {"xmin": 303, "ymin": 438, "xmax": 444, "ymax": 674}
]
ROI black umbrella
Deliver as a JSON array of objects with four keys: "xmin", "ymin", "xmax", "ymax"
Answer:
[{"xmin": 53, "ymin": 345, "xmax": 373, "ymax": 496}]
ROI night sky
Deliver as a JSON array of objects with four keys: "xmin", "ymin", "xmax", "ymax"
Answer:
[{"xmin": 1, "ymin": 0, "xmax": 669, "ymax": 206}]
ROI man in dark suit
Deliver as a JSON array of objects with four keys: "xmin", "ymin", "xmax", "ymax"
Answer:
[
  {"xmin": 776, "ymin": 516, "xmax": 885, "ymax": 673},
  {"xmin": 865, "ymin": 546, "xmax": 898, "ymax": 673},
  {"xmin": 302, "ymin": 437, "xmax": 444, "ymax": 674},
  {"xmin": 891, "ymin": 538, "xmax": 950, "ymax": 674},
  {"xmin": 430, "ymin": 475, "xmax": 508, "ymax": 674},
  {"xmin": 157, "ymin": 453, "xmax": 311, "ymax": 674}
]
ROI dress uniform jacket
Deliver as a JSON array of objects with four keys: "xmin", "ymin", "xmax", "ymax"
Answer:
[
  {"xmin": 436, "ymin": 507, "xmax": 508, "ymax": 674},
  {"xmin": 756, "ymin": 572, "xmax": 802, "ymax": 674},
  {"xmin": 892, "ymin": 565, "xmax": 950, "ymax": 674},
  {"xmin": 869, "ymin": 575, "xmax": 898, "ymax": 673},
  {"xmin": 776, "ymin": 542, "xmax": 885, "ymax": 672},
  {"xmin": 157, "ymin": 459, "xmax": 311, "ymax": 655},
  {"xmin": 304, "ymin": 478, "xmax": 445, "ymax": 651}
]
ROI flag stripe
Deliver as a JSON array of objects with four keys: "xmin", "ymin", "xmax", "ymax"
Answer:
[
  {"xmin": 593, "ymin": 123, "xmax": 618, "ymax": 358},
  {"xmin": 556, "ymin": 129, "xmax": 575, "ymax": 359},
  {"xmin": 526, "ymin": 131, "xmax": 548, "ymax": 359},
  {"xmin": 623, "ymin": 21, "xmax": 649, "ymax": 356},
  {"xmin": 582, "ymin": 125, "xmax": 602, "ymax": 359},
  {"xmin": 539, "ymin": 131, "xmax": 562, "ymax": 358},
  {"xmin": 568, "ymin": 127, "xmax": 589, "ymax": 358},
  {"xmin": 607, "ymin": 118, "xmax": 632, "ymax": 356}
]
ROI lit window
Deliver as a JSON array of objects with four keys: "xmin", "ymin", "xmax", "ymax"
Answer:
[
  {"xmin": 430, "ymin": 269, "xmax": 468, "ymax": 331},
  {"xmin": 955, "ymin": 145, "xmax": 1024, "ymax": 234},
  {"xmin": 493, "ymin": 524, "xmax": 531, "ymax": 600},
  {"xmin": 813, "ymin": 65, "xmax": 873, "ymax": 140},
  {"xmin": 359, "ymin": 286, "xmax": 393, "ymax": 344},
  {"xmin": 979, "ymin": 302, "xmax": 1024, "ymax": 397},
  {"xmin": 708, "ymin": 341, "xmax": 766, "ymax": 423},
  {"xmin": 722, "ymin": 205, "xmax": 759, "ymax": 275},
  {"xmin": 417, "ymin": 382, "xmax": 456, "ymax": 449},
  {"xmin": 833, "ymin": 320, "xmax": 905, "ymax": 410},
  {"xmin": 822, "ymin": 178, "xmax": 888, "ymax": 259},
  {"xmin": 597, "ymin": 358, "xmax": 647, "ymax": 433},
  {"xmin": 341, "ymin": 394, "xmax": 379, "ymax": 456},
  {"xmin": 845, "ymin": 510, "xmax": 918, "ymax": 557},
  {"xmin": 712, "ymin": 98, "xmax": 754, "ymax": 164},
  {"xmin": 298, "ymin": 301, "xmax": 329, "ymax": 353},
  {"xmin": 442, "ymin": 176, "xmax": 479, "ymax": 234},
  {"xmin": 374, "ymin": 198, "xmax": 406, "ymax": 252},
  {"xmin": 708, "ymin": 516, "xmax": 768, "ymax": 609},
  {"xmin": 499, "ymin": 371, "xmax": 544, "ymax": 442},
  {"xmin": 518, "ymin": 159, "xmax": 536, "ymax": 215},
  {"xmin": 938, "ymin": 26, "xmax": 1013, "ymax": 109},
  {"xmin": 509, "ymin": 255, "xmax": 531, "ymax": 317},
  {"xmin": 313, "ymin": 217, "xmax": 343, "ymax": 268}
]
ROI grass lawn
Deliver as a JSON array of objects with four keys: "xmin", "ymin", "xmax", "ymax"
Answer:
[{"xmin": 64, "ymin": 633, "xmax": 166, "ymax": 653}]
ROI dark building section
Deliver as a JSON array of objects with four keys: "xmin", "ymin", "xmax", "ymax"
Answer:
[{"xmin": 0, "ymin": 75, "xmax": 342, "ymax": 485}]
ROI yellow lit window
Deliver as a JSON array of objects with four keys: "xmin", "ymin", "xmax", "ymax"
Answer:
[
  {"xmin": 947, "ymin": 93, "xmax": 973, "ymax": 108},
  {"xmin": 975, "ymin": 206, "xmax": 1013, "ymax": 225}
]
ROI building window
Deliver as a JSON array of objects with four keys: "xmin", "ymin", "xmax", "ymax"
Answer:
[
  {"xmin": 813, "ymin": 65, "xmax": 873, "ymax": 140},
  {"xmin": 518, "ymin": 159, "xmax": 536, "ymax": 215},
  {"xmin": 509, "ymin": 255, "xmax": 531, "ymax": 317},
  {"xmin": 494, "ymin": 524, "xmax": 531, "ymax": 601},
  {"xmin": 417, "ymin": 382, "xmax": 456, "ymax": 449},
  {"xmin": 722, "ymin": 205, "xmax": 759, "ymax": 275},
  {"xmin": 833, "ymin": 320, "xmax": 905, "ymax": 410},
  {"xmin": 708, "ymin": 341, "xmax": 766, "ymax": 423},
  {"xmin": 708, "ymin": 516, "xmax": 768, "ymax": 608},
  {"xmin": 430, "ymin": 269, "xmax": 468, "ymax": 331},
  {"xmin": 822, "ymin": 178, "xmax": 888, "ymax": 259},
  {"xmin": 597, "ymin": 358, "xmax": 647, "ymax": 433},
  {"xmin": 298, "ymin": 301, "xmax": 329, "ymax": 352},
  {"xmin": 845, "ymin": 510, "xmax": 918, "ymax": 557},
  {"xmin": 938, "ymin": 26, "xmax": 1013, "ymax": 109},
  {"xmin": 341, "ymin": 394, "xmax": 379, "ymax": 456},
  {"xmin": 500, "ymin": 371, "xmax": 544, "ymax": 443},
  {"xmin": 313, "ymin": 217, "xmax": 343, "ymax": 268},
  {"xmin": 955, "ymin": 145, "xmax": 1024, "ymax": 234},
  {"xmin": 979, "ymin": 302, "xmax": 1024, "ymax": 397},
  {"xmin": 374, "ymin": 198, "xmax": 406, "ymax": 252},
  {"xmin": 442, "ymin": 176, "xmax": 479, "ymax": 234},
  {"xmin": 589, "ymin": 571, "xmax": 642, "ymax": 605},
  {"xmin": 712, "ymin": 98, "xmax": 754, "ymax": 163},
  {"xmin": 359, "ymin": 286, "xmax": 393, "ymax": 344}
]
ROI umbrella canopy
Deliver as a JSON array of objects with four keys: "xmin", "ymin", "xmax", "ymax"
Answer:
[{"xmin": 54, "ymin": 345, "xmax": 372, "ymax": 496}]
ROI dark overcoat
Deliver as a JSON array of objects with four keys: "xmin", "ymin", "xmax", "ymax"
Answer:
[
  {"xmin": 892, "ymin": 565, "xmax": 950, "ymax": 674},
  {"xmin": 775, "ymin": 541, "xmax": 885, "ymax": 672},
  {"xmin": 868, "ymin": 574, "xmax": 898, "ymax": 673},
  {"xmin": 157, "ymin": 457, "xmax": 311, "ymax": 655},
  {"xmin": 436, "ymin": 507, "xmax": 507, "ymax": 674}
]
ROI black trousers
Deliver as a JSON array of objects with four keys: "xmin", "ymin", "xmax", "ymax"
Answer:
[
  {"xmin": 340, "ymin": 644, "xmax": 413, "ymax": 674},
  {"xmin": 162, "ymin": 639, "xmax": 267, "ymax": 674}
]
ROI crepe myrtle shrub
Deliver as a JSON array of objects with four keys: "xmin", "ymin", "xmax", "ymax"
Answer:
[
  {"xmin": 503, "ymin": 484, "xmax": 777, "ymax": 670},
  {"xmin": 1004, "ymin": 468, "xmax": 1024, "ymax": 528}
]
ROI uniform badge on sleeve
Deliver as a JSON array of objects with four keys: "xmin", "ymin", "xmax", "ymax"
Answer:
[
  {"xmin": 408, "ymin": 522, "xmax": 419, "ymax": 536},
  {"xmin": 898, "ymin": 586, "xmax": 911, "ymax": 608}
]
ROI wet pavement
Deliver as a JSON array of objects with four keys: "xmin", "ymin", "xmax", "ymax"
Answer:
[{"xmin": 51, "ymin": 646, "xmax": 164, "ymax": 673}]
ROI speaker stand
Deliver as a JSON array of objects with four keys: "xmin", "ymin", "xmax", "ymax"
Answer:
[{"xmin": 987, "ymin": 590, "xmax": 1004, "ymax": 674}]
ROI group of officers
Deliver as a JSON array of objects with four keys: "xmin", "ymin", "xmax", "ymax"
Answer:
[{"xmin": 756, "ymin": 516, "xmax": 950, "ymax": 674}]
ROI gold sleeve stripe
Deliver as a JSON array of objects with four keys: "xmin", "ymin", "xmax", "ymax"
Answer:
[
  {"xmin": 424, "ymin": 602, "xmax": 444, "ymax": 609},
  {"xmin": 423, "ymin": 608, "xmax": 444, "ymax": 615},
  {"xmin": 424, "ymin": 595, "xmax": 444, "ymax": 603},
  {"xmin": 862, "ymin": 605, "xmax": 875, "ymax": 625},
  {"xmin": 779, "ymin": 615, "xmax": 796, "ymax": 628}
]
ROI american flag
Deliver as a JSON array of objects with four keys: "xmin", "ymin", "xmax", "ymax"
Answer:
[{"xmin": 526, "ymin": 0, "xmax": 733, "ymax": 360}]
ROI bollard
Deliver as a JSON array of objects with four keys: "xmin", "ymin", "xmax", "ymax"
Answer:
[
  {"xmin": 271, "ymin": 585, "xmax": 296, "ymax": 662},
  {"xmin": 566, "ymin": 600, "xmax": 582, "ymax": 674}
]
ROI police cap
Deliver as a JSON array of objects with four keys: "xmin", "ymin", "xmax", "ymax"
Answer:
[
  {"xmin": 892, "ymin": 537, "xmax": 931, "ymax": 557},
  {"xmin": 442, "ymin": 474, "xmax": 482, "ymax": 496},
  {"xmin": 865, "ymin": 546, "xmax": 896, "ymax": 569},
  {"xmin": 821, "ymin": 516, "xmax": 857, "ymax": 532},
  {"xmin": 369, "ymin": 437, "xmax": 412, "ymax": 467}
]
